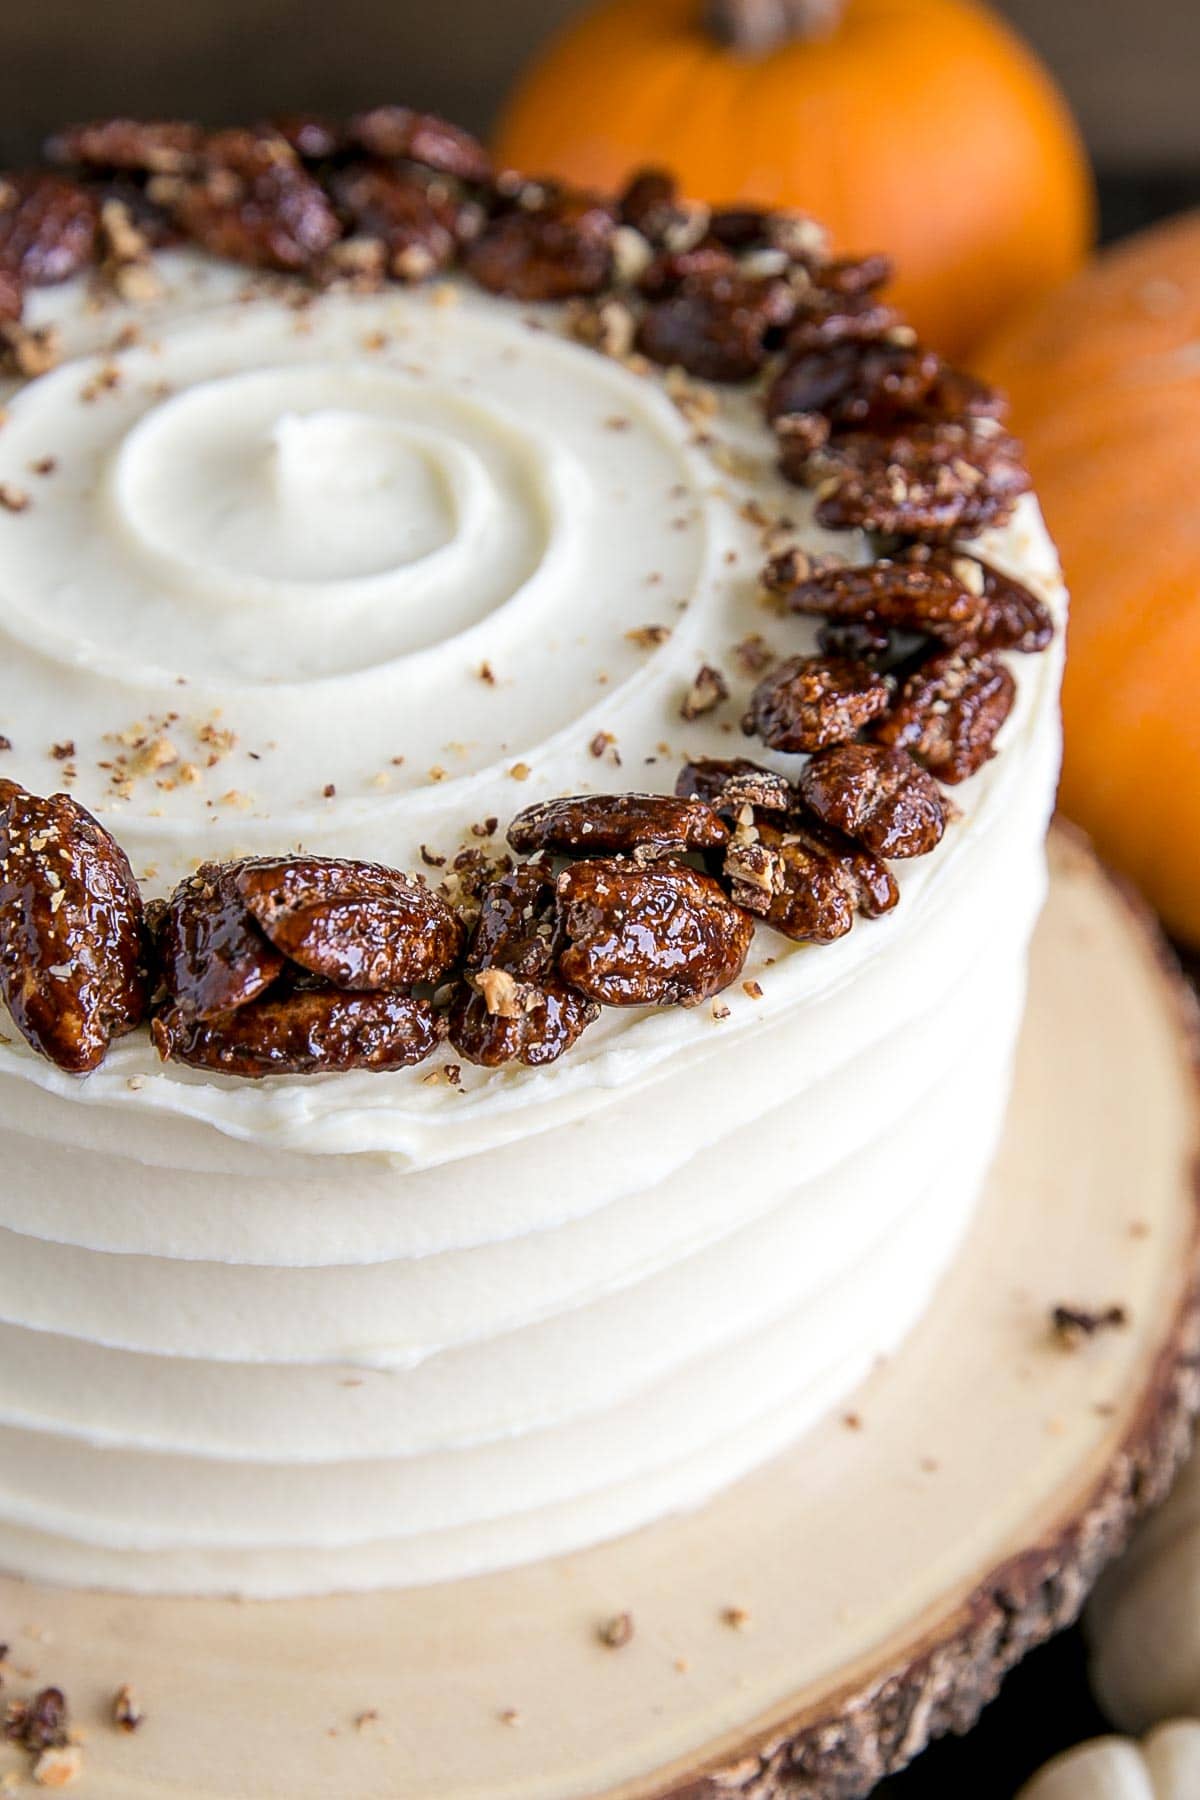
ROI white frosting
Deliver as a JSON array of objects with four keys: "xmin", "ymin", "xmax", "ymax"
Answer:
[{"xmin": 0, "ymin": 255, "xmax": 1066, "ymax": 1595}]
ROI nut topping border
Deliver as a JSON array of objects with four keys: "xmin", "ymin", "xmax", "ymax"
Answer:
[{"xmin": 0, "ymin": 106, "xmax": 1056, "ymax": 1079}]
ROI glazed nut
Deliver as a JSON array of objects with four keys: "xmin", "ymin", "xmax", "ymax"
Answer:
[
  {"xmin": 745, "ymin": 655, "xmax": 890, "ymax": 754},
  {"xmin": 873, "ymin": 650, "xmax": 1016, "ymax": 783},
  {"xmin": 234, "ymin": 855, "xmax": 465, "ymax": 990},
  {"xmin": 153, "ymin": 986, "xmax": 446, "ymax": 1077},
  {"xmin": 0, "ymin": 786, "xmax": 148, "ymax": 1072},
  {"xmin": 556, "ymin": 859, "xmax": 754, "ymax": 1008},
  {"xmin": 798, "ymin": 743, "xmax": 947, "ymax": 860},
  {"xmin": 507, "ymin": 793, "xmax": 728, "ymax": 858}
]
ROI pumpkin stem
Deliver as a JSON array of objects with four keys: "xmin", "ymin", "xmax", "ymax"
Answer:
[{"xmin": 705, "ymin": 0, "xmax": 845, "ymax": 53}]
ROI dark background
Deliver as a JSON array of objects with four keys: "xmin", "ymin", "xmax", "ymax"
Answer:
[
  {"xmin": 0, "ymin": 0, "xmax": 1198, "ymax": 177},
  {"xmin": 1, "ymin": 2, "xmax": 1196, "ymax": 1793}
]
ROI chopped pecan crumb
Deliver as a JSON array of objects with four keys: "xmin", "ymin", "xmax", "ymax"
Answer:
[
  {"xmin": 5, "ymin": 1686, "xmax": 69, "ymax": 1754},
  {"xmin": 745, "ymin": 655, "xmax": 889, "ymax": 753},
  {"xmin": 799, "ymin": 744, "xmax": 947, "ymax": 859},
  {"xmin": 626, "ymin": 624, "xmax": 671, "ymax": 649},
  {"xmin": 111, "ymin": 1685, "xmax": 142, "ymax": 1732},
  {"xmin": 680, "ymin": 663, "xmax": 729, "ymax": 721},
  {"xmin": 730, "ymin": 634, "xmax": 776, "ymax": 679},
  {"xmin": 597, "ymin": 1610, "xmax": 635, "ymax": 1649},
  {"xmin": 32, "ymin": 1745, "xmax": 82, "ymax": 1789},
  {"xmin": 557, "ymin": 859, "xmax": 754, "ymax": 1007},
  {"xmin": 0, "ymin": 482, "xmax": 29, "ymax": 512},
  {"xmin": 1051, "ymin": 1304, "xmax": 1129, "ymax": 1350}
]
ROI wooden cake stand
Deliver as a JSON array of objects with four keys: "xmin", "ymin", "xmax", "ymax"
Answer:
[{"xmin": 2, "ymin": 827, "xmax": 1198, "ymax": 1800}]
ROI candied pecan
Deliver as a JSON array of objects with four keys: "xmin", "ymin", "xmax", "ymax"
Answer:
[
  {"xmin": 329, "ymin": 163, "xmax": 467, "ymax": 279},
  {"xmin": 5, "ymin": 1686, "xmax": 69, "ymax": 1753},
  {"xmin": 901, "ymin": 547, "xmax": 1054, "ymax": 654},
  {"xmin": 745, "ymin": 655, "xmax": 890, "ymax": 753},
  {"xmin": 448, "ymin": 862, "xmax": 596, "ymax": 1067},
  {"xmin": 619, "ymin": 169, "xmax": 677, "ymax": 237},
  {"xmin": 805, "ymin": 423, "xmax": 1032, "ymax": 540},
  {"xmin": 812, "ymin": 253, "xmax": 894, "ymax": 298},
  {"xmin": 767, "ymin": 339, "xmax": 943, "ymax": 435},
  {"xmin": 0, "ymin": 267, "xmax": 21, "ymax": 324},
  {"xmin": 618, "ymin": 168, "xmax": 707, "ymax": 250},
  {"xmin": 873, "ymin": 650, "xmax": 1016, "ymax": 782},
  {"xmin": 465, "ymin": 190, "xmax": 615, "ymax": 300},
  {"xmin": 0, "ymin": 173, "xmax": 98, "ymax": 289},
  {"xmin": 158, "ymin": 862, "xmax": 285, "ymax": 1021},
  {"xmin": 778, "ymin": 557, "xmax": 985, "ymax": 643},
  {"xmin": 508, "ymin": 793, "xmax": 728, "ymax": 857},
  {"xmin": 707, "ymin": 206, "xmax": 827, "ymax": 263},
  {"xmin": 637, "ymin": 269, "xmax": 794, "ymax": 382},
  {"xmin": 816, "ymin": 617, "xmax": 894, "ymax": 663},
  {"xmin": 705, "ymin": 208, "xmax": 774, "ymax": 252},
  {"xmin": 153, "ymin": 985, "xmax": 445, "ymax": 1077},
  {"xmin": 928, "ymin": 364, "xmax": 1008, "ymax": 425},
  {"xmin": 636, "ymin": 242, "xmax": 737, "ymax": 299},
  {"xmin": 784, "ymin": 301, "xmax": 904, "ymax": 357},
  {"xmin": 674, "ymin": 757, "xmax": 794, "ymax": 816},
  {"xmin": 451, "ymin": 971, "xmax": 596, "ymax": 1068},
  {"xmin": 45, "ymin": 118, "xmax": 202, "ymax": 174},
  {"xmin": 171, "ymin": 130, "xmax": 340, "ymax": 272},
  {"xmin": 0, "ymin": 786, "xmax": 147, "ymax": 1072},
  {"xmin": 349, "ymin": 106, "xmax": 492, "ymax": 184},
  {"xmin": 234, "ymin": 856, "xmax": 464, "ymax": 989},
  {"xmin": 557, "ymin": 859, "xmax": 754, "ymax": 1007},
  {"xmin": 269, "ymin": 114, "xmax": 345, "ymax": 163},
  {"xmin": 724, "ymin": 811, "xmax": 897, "ymax": 944},
  {"xmin": 799, "ymin": 743, "xmax": 946, "ymax": 859}
]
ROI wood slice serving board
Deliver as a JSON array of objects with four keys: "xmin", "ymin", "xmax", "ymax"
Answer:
[{"xmin": 2, "ymin": 826, "xmax": 1198, "ymax": 1800}]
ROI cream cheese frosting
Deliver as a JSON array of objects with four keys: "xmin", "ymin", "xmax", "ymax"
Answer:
[{"xmin": 0, "ymin": 253, "xmax": 1066, "ymax": 1595}]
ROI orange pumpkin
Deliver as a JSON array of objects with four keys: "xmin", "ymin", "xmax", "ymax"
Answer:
[
  {"xmin": 978, "ymin": 212, "xmax": 1200, "ymax": 943},
  {"xmin": 494, "ymin": 0, "xmax": 1093, "ymax": 358}
]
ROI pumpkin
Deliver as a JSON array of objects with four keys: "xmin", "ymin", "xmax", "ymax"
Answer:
[
  {"xmin": 978, "ymin": 212, "xmax": 1200, "ymax": 944},
  {"xmin": 1086, "ymin": 1436, "xmax": 1200, "ymax": 1731},
  {"xmin": 1019, "ymin": 1721, "xmax": 1200, "ymax": 1798},
  {"xmin": 494, "ymin": 0, "xmax": 1093, "ymax": 358}
]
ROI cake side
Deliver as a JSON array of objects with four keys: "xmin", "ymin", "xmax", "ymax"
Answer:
[{"xmin": 0, "ymin": 120, "xmax": 1065, "ymax": 1594}]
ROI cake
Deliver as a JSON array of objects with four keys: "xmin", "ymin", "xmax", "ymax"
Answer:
[{"xmin": 0, "ymin": 113, "xmax": 1064, "ymax": 1597}]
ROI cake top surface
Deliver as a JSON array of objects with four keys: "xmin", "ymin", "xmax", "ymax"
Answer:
[{"xmin": 0, "ymin": 113, "xmax": 1064, "ymax": 1160}]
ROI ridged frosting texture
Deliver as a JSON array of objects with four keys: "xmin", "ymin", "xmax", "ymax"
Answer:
[{"xmin": 0, "ymin": 255, "xmax": 1065, "ymax": 1594}]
